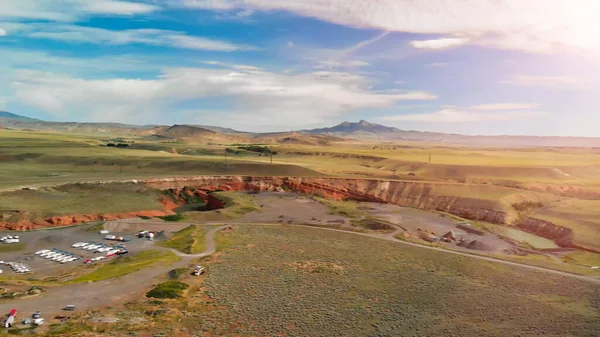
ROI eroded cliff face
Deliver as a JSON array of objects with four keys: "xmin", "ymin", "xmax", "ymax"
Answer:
[
  {"xmin": 146, "ymin": 176, "xmax": 513, "ymax": 224},
  {"xmin": 1, "ymin": 176, "xmax": 579, "ymax": 251}
]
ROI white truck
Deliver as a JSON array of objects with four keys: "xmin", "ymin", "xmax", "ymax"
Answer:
[{"xmin": 193, "ymin": 266, "xmax": 205, "ymax": 276}]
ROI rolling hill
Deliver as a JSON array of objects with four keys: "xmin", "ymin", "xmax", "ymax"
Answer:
[{"xmin": 3, "ymin": 111, "xmax": 600, "ymax": 148}]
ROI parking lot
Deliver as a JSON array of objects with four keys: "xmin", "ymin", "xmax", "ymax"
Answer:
[{"xmin": 0, "ymin": 223, "xmax": 157, "ymax": 278}]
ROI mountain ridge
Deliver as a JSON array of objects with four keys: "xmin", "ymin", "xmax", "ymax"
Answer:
[{"xmin": 2, "ymin": 112, "xmax": 600, "ymax": 147}]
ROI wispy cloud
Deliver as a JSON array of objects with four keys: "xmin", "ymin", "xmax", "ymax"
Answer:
[
  {"xmin": 344, "ymin": 31, "xmax": 390, "ymax": 55},
  {"xmin": 11, "ymin": 65, "xmax": 436, "ymax": 130},
  {"xmin": 501, "ymin": 75, "xmax": 585, "ymax": 89},
  {"xmin": 427, "ymin": 62, "xmax": 448, "ymax": 68},
  {"xmin": 471, "ymin": 103, "xmax": 541, "ymax": 110},
  {"xmin": 312, "ymin": 59, "xmax": 370, "ymax": 69},
  {"xmin": 0, "ymin": 0, "xmax": 158, "ymax": 21},
  {"xmin": 0, "ymin": 28, "xmax": 6, "ymax": 36},
  {"xmin": 410, "ymin": 38, "xmax": 469, "ymax": 50},
  {"xmin": 382, "ymin": 108, "xmax": 546, "ymax": 123},
  {"xmin": 177, "ymin": 0, "xmax": 600, "ymax": 54},
  {"xmin": 20, "ymin": 24, "xmax": 258, "ymax": 51}
]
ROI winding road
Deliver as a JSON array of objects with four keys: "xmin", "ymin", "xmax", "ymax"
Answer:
[{"xmin": 1, "ymin": 223, "xmax": 599, "ymax": 319}]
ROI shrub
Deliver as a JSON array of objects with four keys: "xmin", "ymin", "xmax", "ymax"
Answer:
[{"xmin": 146, "ymin": 281, "xmax": 189, "ymax": 299}]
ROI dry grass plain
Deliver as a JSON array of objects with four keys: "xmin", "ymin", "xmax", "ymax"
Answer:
[{"xmin": 6, "ymin": 225, "xmax": 598, "ymax": 337}]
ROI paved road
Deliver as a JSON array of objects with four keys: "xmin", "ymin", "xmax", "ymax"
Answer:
[{"xmin": 2, "ymin": 222, "xmax": 599, "ymax": 320}]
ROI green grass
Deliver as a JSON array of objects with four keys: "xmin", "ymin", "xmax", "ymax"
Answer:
[
  {"xmin": 482, "ymin": 224, "xmax": 559, "ymax": 249},
  {"xmin": 313, "ymin": 196, "xmax": 364, "ymax": 218},
  {"xmin": 146, "ymin": 281, "xmax": 189, "ymax": 299},
  {"xmin": 82, "ymin": 222, "xmax": 105, "ymax": 232},
  {"xmin": 68, "ymin": 250, "xmax": 180, "ymax": 283},
  {"xmin": 168, "ymin": 268, "xmax": 190, "ymax": 280},
  {"xmin": 159, "ymin": 213, "xmax": 184, "ymax": 222},
  {"xmin": 215, "ymin": 227, "xmax": 235, "ymax": 252},
  {"xmin": 0, "ymin": 242, "xmax": 26, "ymax": 252},
  {"xmin": 562, "ymin": 251, "xmax": 600, "ymax": 268},
  {"xmin": 481, "ymin": 252, "xmax": 598, "ymax": 276},
  {"xmin": 159, "ymin": 225, "xmax": 207, "ymax": 254}
]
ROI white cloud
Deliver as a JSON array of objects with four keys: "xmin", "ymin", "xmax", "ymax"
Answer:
[
  {"xmin": 471, "ymin": 103, "xmax": 541, "ymax": 110},
  {"xmin": 11, "ymin": 66, "xmax": 436, "ymax": 129},
  {"xmin": 313, "ymin": 60, "xmax": 370, "ymax": 69},
  {"xmin": 501, "ymin": 75, "xmax": 585, "ymax": 89},
  {"xmin": 0, "ymin": 28, "xmax": 5, "ymax": 36},
  {"xmin": 177, "ymin": 0, "xmax": 600, "ymax": 54},
  {"xmin": 427, "ymin": 62, "xmax": 448, "ymax": 67},
  {"xmin": 383, "ymin": 108, "xmax": 546, "ymax": 123},
  {"xmin": 410, "ymin": 38, "xmax": 470, "ymax": 50},
  {"xmin": 23, "ymin": 24, "xmax": 258, "ymax": 51},
  {"xmin": 0, "ymin": 0, "xmax": 158, "ymax": 21}
]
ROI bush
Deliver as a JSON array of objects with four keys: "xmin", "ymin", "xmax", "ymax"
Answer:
[
  {"xmin": 237, "ymin": 145, "xmax": 277, "ymax": 155},
  {"xmin": 159, "ymin": 214, "xmax": 184, "ymax": 222},
  {"xmin": 168, "ymin": 268, "xmax": 189, "ymax": 280},
  {"xmin": 146, "ymin": 281, "xmax": 189, "ymax": 299}
]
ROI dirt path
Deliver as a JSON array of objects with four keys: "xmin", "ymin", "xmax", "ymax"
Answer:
[
  {"xmin": 2, "ymin": 222, "xmax": 599, "ymax": 319},
  {"xmin": 166, "ymin": 225, "xmax": 228, "ymax": 257}
]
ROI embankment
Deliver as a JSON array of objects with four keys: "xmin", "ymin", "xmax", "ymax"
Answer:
[{"xmin": 1, "ymin": 176, "xmax": 580, "ymax": 251}]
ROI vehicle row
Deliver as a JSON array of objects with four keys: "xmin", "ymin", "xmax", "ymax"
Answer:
[
  {"xmin": 34, "ymin": 249, "xmax": 81, "ymax": 263},
  {"xmin": 72, "ymin": 241, "xmax": 122, "ymax": 254},
  {"xmin": 1, "ymin": 262, "xmax": 31, "ymax": 273},
  {"xmin": 0, "ymin": 235, "xmax": 20, "ymax": 244}
]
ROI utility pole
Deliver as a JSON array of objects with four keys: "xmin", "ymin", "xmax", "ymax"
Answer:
[
  {"xmin": 270, "ymin": 146, "xmax": 273, "ymax": 164},
  {"xmin": 428, "ymin": 153, "xmax": 432, "ymax": 163}
]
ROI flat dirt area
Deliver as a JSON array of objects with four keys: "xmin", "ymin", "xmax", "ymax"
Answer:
[
  {"xmin": 360, "ymin": 203, "xmax": 515, "ymax": 253},
  {"xmin": 239, "ymin": 192, "xmax": 353, "ymax": 225}
]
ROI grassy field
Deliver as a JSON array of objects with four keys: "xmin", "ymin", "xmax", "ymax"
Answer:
[
  {"xmin": 159, "ymin": 225, "xmax": 207, "ymax": 254},
  {"xmin": 313, "ymin": 196, "xmax": 365, "ymax": 218},
  {"xmin": 68, "ymin": 250, "xmax": 180, "ymax": 283},
  {"xmin": 0, "ymin": 183, "xmax": 164, "ymax": 221},
  {"xmin": 0, "ymin": 130, "xmax": 321, "ymax": 191},
  {"xmin": 7, "ymin": 225, "xmax": 599, "ymax": 337},
  {"xmin": 562, "ymin": 251, "xmax": 600, "ymax": 267}
]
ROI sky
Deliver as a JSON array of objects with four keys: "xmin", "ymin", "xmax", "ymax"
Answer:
[{"xmin": 0, "ymin": 1, "xmax": 599, "ymax": 135}]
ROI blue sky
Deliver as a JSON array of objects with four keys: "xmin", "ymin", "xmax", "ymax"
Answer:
[{"xmin": 0, "ymin": 1, "xmax": 599, "ymax": 135}]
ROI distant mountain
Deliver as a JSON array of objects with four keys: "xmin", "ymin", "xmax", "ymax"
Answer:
[
  {"xmin": 189, "ymin": 124, "xmax": 247, "ymax": 134},
  {"xmin": 306, "ymin": 120, "xmax": 398, "ymax": 134},
  {"xmin": 305, "ymin": 120, "xmax": 600, "ymax": 147},
  {"xmin": 154, "ymin": 124, "xmax": 245, "ymax": 143},
  {"xmin": 157, "ymin": 125, "xmax": 216, "ymax": 138},
  {"xmin": 0, "ymin": 111, "xmax": 39, "ymax": 121},
  {"xmin": 4, "ymin": 112, "xmax": 600, "ymax": 148}
]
